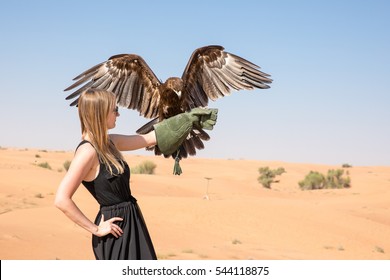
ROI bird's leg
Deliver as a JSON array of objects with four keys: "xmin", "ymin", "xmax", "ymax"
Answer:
[{"xmin": 173, "ymin": 150, "xmax": 182, "ymax": 175}]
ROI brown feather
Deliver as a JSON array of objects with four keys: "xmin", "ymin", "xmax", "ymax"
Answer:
[{"xmin": 64, "ymin": 45, "xmax": 272, "ymax": 159}]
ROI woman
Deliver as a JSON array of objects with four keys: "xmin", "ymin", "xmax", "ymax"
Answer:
[{"xmin": 55, "ymin": 88, "xmax": 217, "ymax": 260}]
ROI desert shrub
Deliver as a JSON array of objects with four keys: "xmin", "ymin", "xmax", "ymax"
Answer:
[
  {"xmin": 63, "ymin": 160, "xmax": 71, "ymax": 171},
  {"xmin": 299, "ymin": 169, "xmax": 351, "ymax": 190},
  {"xmin": 131, "ymin": 160, "xmax": 157, "ymax": 174},
  {"xmin": 375, "ymin": 246, "xmax": 385, "ymax": 254},
  {"xmin": 35, "ymin": 193, "xmax": 44, "ymax": 198},
  {"xmin": 326, "ymin": 169, "xmax": 351, "ymax": 189},
  {"xmin": 232, "ymin": 239, "xmax": 242, "ymax": 245},
  {"xmin": 37, "ymin": 162, "xmax": 52, "ymax": 170},
  {"xmin": 258, "ymin": 167, "xmax": 286, "ymax": 189},
  {"xmin": 298, "ymin": 171, "xmax": 326, "ymax": 190},
  {"xmin": 342, "ymin": 163, "xmax": 352, "ymax": 168}
]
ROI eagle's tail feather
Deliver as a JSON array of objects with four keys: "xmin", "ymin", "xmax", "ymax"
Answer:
[
  {"xmin": 136, "ymin": 117, "xmax": 159, "ymax": 134},
  {"xmin": 143, "ymin": 126, "xmax": 210, "ymax": 161}
]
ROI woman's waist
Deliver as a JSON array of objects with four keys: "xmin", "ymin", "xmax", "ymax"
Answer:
[{"xmin": 99, "ymin": 196, "xmax": 137, "ymax": 210}]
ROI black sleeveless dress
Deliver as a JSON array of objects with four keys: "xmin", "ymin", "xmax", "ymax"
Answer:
[{"xmin": 77, "ymin": 140, "xmax": 157, "ymax": 260}]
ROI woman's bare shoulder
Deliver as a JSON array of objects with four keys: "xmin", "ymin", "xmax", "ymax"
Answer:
[{"xmin": 74, "ymin": 141, "xmax": 97, "ymax": 161}]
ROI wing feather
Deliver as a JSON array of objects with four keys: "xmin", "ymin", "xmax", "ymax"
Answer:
[
  {"xmin": 64, "ymin": 54, "xmax": 161, "ymax": 118},
  {"xmin": 182, "ymin": 45, "xmax": 272, "ymax": 107}
]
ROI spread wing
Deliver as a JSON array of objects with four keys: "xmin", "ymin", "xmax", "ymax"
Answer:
[
  {"xmin": 64, "ymin": 54, "xmax": 161, "ymax": 119},
  {"xmin": 182, "ymin": 45, "xmax": 272, "ymax": 108}
]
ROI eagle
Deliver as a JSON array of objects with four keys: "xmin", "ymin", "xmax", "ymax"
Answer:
[{"xmin": 64, "ymin": 45, "xmax": 272, "ymax": 161}]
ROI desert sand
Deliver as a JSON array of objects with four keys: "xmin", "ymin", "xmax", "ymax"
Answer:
[{"xmin": 0, "ymin": 147, "xmax": 389, "ymax": 260}]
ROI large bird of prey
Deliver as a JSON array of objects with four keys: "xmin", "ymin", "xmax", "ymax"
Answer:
[{"xmin": 64, "ymin": 45, "xmax": 272, "ymax": 160}]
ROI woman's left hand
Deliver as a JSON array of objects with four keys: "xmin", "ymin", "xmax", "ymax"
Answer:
[{"xmin": 95, "ymin": 214, "xmax": 124, "ymax": 238}]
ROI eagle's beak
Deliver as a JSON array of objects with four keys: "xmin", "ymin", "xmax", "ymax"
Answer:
[{"xmin": 174, "ymin": 90, "xmax": 182, "ymax": 98}]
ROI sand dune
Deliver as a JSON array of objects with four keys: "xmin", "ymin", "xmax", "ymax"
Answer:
[{"xmin": 0, "ymin": 147, "xmax": 389, "ymax": 260}]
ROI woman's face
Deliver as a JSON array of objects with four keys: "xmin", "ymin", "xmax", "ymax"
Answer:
[{"xmin": 107, "ymin": 104, "xmax": 119, "ymax": 129}]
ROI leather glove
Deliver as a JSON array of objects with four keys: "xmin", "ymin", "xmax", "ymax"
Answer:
[{"xmin": 153, "ymin": 108, "xmax": 218, "ymax": 156}]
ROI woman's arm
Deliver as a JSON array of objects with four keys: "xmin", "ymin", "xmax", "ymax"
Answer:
[
  {"xmin": 54, "ymin": 143, "xmax": 123, "ymax": 237},
  {"xmin": 110, "ymin": 131, "xmax": 157, "ymax": 151}
]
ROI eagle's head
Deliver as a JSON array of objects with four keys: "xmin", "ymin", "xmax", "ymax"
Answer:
[{"xmin": 165, "ymin": 77, "xmax": 184, "ymax": 98}]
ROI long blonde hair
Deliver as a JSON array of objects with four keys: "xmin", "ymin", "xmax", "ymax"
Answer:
[{"xmin": 78, "ymin": 88, "xmax": 124, "ymax": 175}]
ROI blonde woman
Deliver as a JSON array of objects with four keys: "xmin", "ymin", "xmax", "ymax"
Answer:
[{"xmin": 55, "ymin": 88, "xmax": 217, "ymax": 260}]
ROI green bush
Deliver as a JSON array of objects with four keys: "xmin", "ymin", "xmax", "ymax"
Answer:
[
  {"xmin": 298, "ymin": 171, "xmax": 326, "ymax": 190},
  {"xmin": 299, "ymin": 169, "xmax": 351, "ymax": 190},
  {"xmin": 131, "ymin": 160, "xmax": 157, "ymax": 174},
  {"xmin": 258, "ymin": 167, "xmax": 286, "ymax": 189},
  {"xmin": 326, "ymin": 169, "xmax": 351, "ymax": 189},
  {"xmin": 37, "ymin": 162, "xmax": 52, "ymax": 170},
  {"xmin": 63, "ymin": 160, "xmax": 71, "ymax": 171}
]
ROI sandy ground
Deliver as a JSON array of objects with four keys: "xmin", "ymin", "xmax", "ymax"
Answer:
[{"xmin": 0, "ymin": 147, "xmax": 389, "ymax": 260}]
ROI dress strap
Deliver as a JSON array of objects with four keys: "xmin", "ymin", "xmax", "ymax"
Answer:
[{"xmin": 75, "ymin": 140, "xmax": 94, "ymax": 152}]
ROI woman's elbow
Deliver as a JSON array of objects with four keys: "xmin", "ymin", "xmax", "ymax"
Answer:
[{"xmin": 54, "ymin": 195, "xmax": 66, "ymax": 211}]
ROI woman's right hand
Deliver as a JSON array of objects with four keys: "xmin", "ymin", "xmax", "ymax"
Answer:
[{"xmin": 95, "ymin": 214, "xmax": 123, "ymax": 238}]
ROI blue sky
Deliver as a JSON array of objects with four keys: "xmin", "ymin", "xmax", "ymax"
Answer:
[{"xmin": 0, "ymin": 0, "xmax": 389, "ymax": 166}]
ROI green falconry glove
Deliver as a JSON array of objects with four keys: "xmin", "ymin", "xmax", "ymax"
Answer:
[
  {"xmin": 153, "ymin": 107, "xmax": 218, "ymax": 156},
  {"xmin": 153, "ymin": 108, "xmax": 218, "ymax": 175}
]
